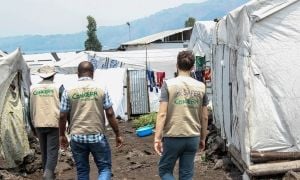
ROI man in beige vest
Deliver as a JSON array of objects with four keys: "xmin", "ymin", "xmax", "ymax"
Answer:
[
  {"xmin": 30, "ymin": 65, "xmax": 60, "ymax": 180},
  {"xmin": 154, "ymin": 51, "xmax": 209, "ymax": 180},
  {"xmin": 59, "ymin": 61, "xmax": 123, "ymax": 180}
]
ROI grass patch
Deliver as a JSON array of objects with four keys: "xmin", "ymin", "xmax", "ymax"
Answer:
[{"xmin": 132, "ymin": 112, "xmax": 157, "ymax": 129}]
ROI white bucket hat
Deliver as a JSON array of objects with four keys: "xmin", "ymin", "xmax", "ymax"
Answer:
[{"xmin": 37, "ymin": 65, "xmax": 56, "ymax": 78}]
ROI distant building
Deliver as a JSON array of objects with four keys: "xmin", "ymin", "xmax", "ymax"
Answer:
[
  {"xmin": 119, "ymin": 27, "xmax": 192, "ymax": 51},
  {"xmin": 23, "ymin": 52, "xmax": 78, "ymax": 73}
]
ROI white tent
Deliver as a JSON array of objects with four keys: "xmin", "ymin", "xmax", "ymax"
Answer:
[
  {"xmin": 0, "ymin": 49, "xmax": 31, "ymax": 168},
  {"xmin": 55, "ymin": 48, "xmax": 185, "ymax": 79},
  {"xmin": 31, "ymin": 68, "xmax": 127, "ymax": 120},
  {"xmin": 188, "ymin": 20, "xmax": 216, "ymax": 117},
  {"xmin": 212, "ymin": 0, "xmax": 300, "ymax": 177},
  {"xmin": 188, "ymin": 21, "xmax": 215, "ymax": 62}
]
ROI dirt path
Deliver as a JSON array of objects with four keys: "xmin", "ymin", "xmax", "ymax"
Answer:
[{"xmin": 28, "ymin": 121, "xmax": 241, "ymax": 180}]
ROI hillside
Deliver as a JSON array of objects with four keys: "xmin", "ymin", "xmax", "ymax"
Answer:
[{"xmin": 0, "ymin": 0, "xmax": 247, "ymax": 53}]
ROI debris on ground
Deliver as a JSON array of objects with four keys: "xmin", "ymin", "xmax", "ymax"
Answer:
[{"xmin": 283, "ymin": 171, "xmax": 300, "ymax": 180}]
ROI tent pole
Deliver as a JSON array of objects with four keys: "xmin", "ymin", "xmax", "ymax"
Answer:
[{"xmin": 145, "ymin": 44, "xmax": 150, "ymax": 113}]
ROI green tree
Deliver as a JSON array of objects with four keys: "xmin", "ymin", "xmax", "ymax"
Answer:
[
  {"xmin": 185, "ymin": 17, "xmax": 196, "ymax": 27},
  {"xmin": 85, "ymin": 15, "xmax": 102, "ymax": 51}
]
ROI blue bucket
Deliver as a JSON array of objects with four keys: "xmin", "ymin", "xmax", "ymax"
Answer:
[{"xmin": 136, "ymin": 125, "xmax": 153, "ymax": 137}]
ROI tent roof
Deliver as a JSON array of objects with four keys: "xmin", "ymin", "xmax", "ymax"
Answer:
[
  {"xmin": 216, "ymin": 0, "xmax": 299, "ymax": 49},
  {"xmin": 188, "ymin": 21, "xmax": 215, "ymax": 56},
  {"xmin": 121, "ymin": 27, "xmax": 192, "ymax": 46},
  {"xmin": 55, "ymin": 48, "xmax": 185, "ymax": 79},
  {"xmin": 23, "ymin": 53, "xmax": 56, "ymax": 62}
]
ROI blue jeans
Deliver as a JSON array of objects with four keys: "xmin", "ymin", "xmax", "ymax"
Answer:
[
  {"xmin": 70, "ymin": 137, "xmax": 112, "ymax": 180},
  {"xmin": 159, "ymin": 137, "xmax": 200, "ymax": 180}
]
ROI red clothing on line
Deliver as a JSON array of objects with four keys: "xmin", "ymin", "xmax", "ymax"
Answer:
[{"xmin": 156, "ymin": 72, "xmax": 165, "ymax": 88}]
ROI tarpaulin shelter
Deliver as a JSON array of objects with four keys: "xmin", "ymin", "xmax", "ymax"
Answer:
[
  {"xmin": 188, "ymin": 21, "xmax": 215, "ymax": 63},
  {"xmin": 31, "ymin": 68, "xmax": 127, "ymax": 120},
  {"xmin": 188, "ymin": 20, "xmax": 216, "ymax": 115},
  {"xmin": 212, "ymin": 0, "xmax": 300, "ymax": 178},
  {"xmin": 0, "ymin": 49, "xmax": 31, "ymax": 168},
  {"xmin": 55, "ymin": 48, "xmax": 186, "ymax": 79},
  {"xmin": 53, "ymin": 48, "xmax": 186, "ymax": 115}
]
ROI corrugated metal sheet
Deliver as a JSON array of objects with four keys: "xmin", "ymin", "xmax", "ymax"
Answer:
[
  {"xmin": 128, "ymin": 70, "xmax": 149, "ymax": 115},
  {"xmin": 122, "ymin": 27, "xmax": 192, "ymax": 46}
]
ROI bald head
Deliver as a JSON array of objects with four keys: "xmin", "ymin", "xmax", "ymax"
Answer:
[{"xmin": 78, "ymin": 61, "xmax": 94, "ymax": 78}]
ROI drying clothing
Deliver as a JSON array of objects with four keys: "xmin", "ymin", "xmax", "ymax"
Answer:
[
  {"xmin": 195, "ymin": 56, "xmax": 206, "ymax": 70},
  {"xmin": 203, "ymin": 68, "xmax": 211, "ymax": 81},
  {"xmin": 147, "ymin": 70, "xmax": 156, "ymax": 92},
  {"xmin": 156, "ymin": 72, "xmax": 166, "ymax": 88}
]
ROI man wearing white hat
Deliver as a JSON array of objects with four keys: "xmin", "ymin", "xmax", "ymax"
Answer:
[{"xmin": 30, "ymin": 65, "xmax": 60, "ymax": 180}]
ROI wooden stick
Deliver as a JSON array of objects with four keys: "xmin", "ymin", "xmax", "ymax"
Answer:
[
  {"xmin": 251, "ymin": 151, "xmax": 300, "ymax": 163},
  {"xmin": 228, "ymin": 144, "xmax": 248, "ymax": 171}
]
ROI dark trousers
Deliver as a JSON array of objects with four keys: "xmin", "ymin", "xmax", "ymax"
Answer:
[
  {"xmin": 36, "ymin": 127, "xmax": 59, "ymax": 173},
  {"xmin": 159, "ymin": 137, "xmax": 200, "ymax": 180},
  {"xmin": 70, "ymin": 137, "xmax": 112, "ymax": 180}
]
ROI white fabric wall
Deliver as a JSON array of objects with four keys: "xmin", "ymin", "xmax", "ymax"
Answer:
[
  {"xmin": 212, "ymin": 0, "xmax": 300, "ymax": 166},
  {"xmin": 249, "ymin": 1, "xmax": 300, "ymax": 152},
  {"xmin": 188, "ymin": 21, "xmax": 215, "ymax": 62},
  {"xmin": 31, "ymin": 68, "xmax": 127, "ymax": 120}
]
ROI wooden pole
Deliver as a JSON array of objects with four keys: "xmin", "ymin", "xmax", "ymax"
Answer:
[
  {"xmin": 228, "ymin": 145, "xmax": 300, "ymax": 177},
  {"xmin": 251, "ymin": 151, "xmax": 300, "ymax": 163},
  {"xmin": 247, "ymin": 160, "xmax": 300, "ymax": 176},
  {"xmin": 228, "ymin": 144, "xmax": 248, "ymax": 171},
  {"xmin": 126, "ymin": 69, "xmax": 131, "ymax": 119},
  {"xmin": 145, "ymin": 44, "xmax": 150, "ymax": 113}
]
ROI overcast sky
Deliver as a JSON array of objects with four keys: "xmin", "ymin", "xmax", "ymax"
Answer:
[{"xmin": 0, "ymin": 0, "xmax": 205, "ymax": 37}]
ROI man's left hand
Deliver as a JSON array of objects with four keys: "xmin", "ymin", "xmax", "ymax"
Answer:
[{"xmin": 116, "ymin": 136, "xmax": 123, "ymax": 148}]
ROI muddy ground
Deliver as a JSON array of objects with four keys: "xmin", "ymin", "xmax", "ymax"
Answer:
[{"xmin": 24, "ymin": 121, "xmax": 242, "ymax": 180}]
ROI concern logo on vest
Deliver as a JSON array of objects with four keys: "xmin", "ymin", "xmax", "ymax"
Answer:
[
  {"xmin": 71, "ymin": 91, "xmax": 98, "ymax": 101},
  {"xmin": 33, "ymin": 89, "xmax": 54, "ymax": 97}
]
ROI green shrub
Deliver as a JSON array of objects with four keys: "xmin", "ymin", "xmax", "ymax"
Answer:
[{"xmin": 132, "ymin": 112, "xmax": 157, "ymax": 129}]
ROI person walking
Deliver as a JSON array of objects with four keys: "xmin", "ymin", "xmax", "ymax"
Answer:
[
  {"xmin": 59, "ymin": 61, "xmax": 123, "ymax": 180},
  {"xmin": 30, "ymin": 65, "xmax": 60, "ymax": 180},
  {"xmin": 154, "ymin": 51, "xmax": 209, "ymax": 180}
]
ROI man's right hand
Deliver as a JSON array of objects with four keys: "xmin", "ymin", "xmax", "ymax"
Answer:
[
  {"xmin": 154, "ymin": 141, "xmax": 163, "ymax": 156},
  {"xmin": 60, "ymin": 135, "xmax": 69, "ymax": 150}
]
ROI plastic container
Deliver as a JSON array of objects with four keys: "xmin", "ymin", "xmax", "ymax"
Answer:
[{"xmin": 136, "ymin": 125, "xmax": 153, "ymax": 137}]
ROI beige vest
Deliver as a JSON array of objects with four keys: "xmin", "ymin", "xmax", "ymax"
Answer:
[
  {"xmin": 30, "ymin": 80, "xmax": 60, "ymax": 128},
  {"xmin": 67, "ymin": 80, "xmax": 106, "ymax": 135},
  {"xmin": 164, "ymin": 76, "xmax": 206, "ymax": 137}
]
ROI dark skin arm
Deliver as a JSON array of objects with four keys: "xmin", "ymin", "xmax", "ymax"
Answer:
[
  {"xmin": 105, "ymin": 107, "xmax": 123, "ymax": 148},
  {"xmin": 59, "ymin": 112, "xmax": 69, "ymax": 150}
]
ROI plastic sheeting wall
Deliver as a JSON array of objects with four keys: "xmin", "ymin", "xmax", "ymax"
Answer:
[
  {"xmin": 0, "ymin": 49, "xmax": 31, "ymax": 168},
  {"xmin": 212, "ymin": 0, "xmax": 300, "ymax": 166},
  {"xmin": 31, "ymin": 68, "xmax": 127, "ymax": 120}
]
